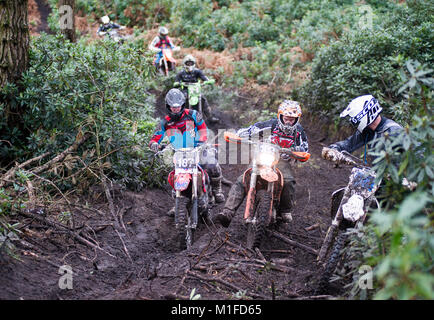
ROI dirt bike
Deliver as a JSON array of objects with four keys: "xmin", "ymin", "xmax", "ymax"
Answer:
[
  {"xmin": 98, "ymin": 28, "xmax": 131, "ymax": 44},
  {"xmin": 175, "ymin": 79, "xmax": 215, "ymax": 115},
  {"xmin": 316, "ymin": 148, "xmax": 380, "ymax": 293},
  {"xmin": 158, "ymin": 143, "xmax": 212, "ymax": 250},
  {"xmin": 224, "ymin": 131, "xmax": 311, "ymax": 249},
  {"xmin": 156, "ymin": 45, "xmax": 180, "ymax": 76}
]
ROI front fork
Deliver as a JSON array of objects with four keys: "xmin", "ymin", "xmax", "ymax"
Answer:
[
  {"xmin": 244, "ymin": 164, "xmax": 275, "ymax": 223},
  {"xmin": 174, "ymin": 171, "xmax": 198, "ymax": 229},
  {"xmin": 317, "ymin": 188, "xmax": 351, "ymax": 264},
  {"xmin": 244, "ymin": 164, "xmax": 258, "ymax": 221}
]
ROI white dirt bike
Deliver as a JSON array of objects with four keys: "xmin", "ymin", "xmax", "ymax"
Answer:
[{"xmin": 316, "ymin": 147, "xmax": 380, "ymax": 293}]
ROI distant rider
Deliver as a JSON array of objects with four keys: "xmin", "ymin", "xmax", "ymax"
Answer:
[
  {"xmin": 149, "ymin": 89, "xmax": 225, "ymax": 207},
  {"xmin": 174, "ymin": 54, "xmax": 219, "ymax": 123},
  {"xmin": 148, "ymin": 27, "xmax": 180, "ymax": 70},
  {"xmin": 215, "ymin": 100, "xmax": 309, "ymax": 228},
  {"xmin": 96, "ymin": 15, "xmax": 125, "ymax": 37}
]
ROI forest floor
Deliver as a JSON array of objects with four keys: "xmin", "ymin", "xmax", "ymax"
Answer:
[
  {"xmin": 0, "ymin": 97, "xmax": 352, "ymax": 300},
  {"xmin": 0, "ymin": 1, "xmax": 353, "ymax": 300}
]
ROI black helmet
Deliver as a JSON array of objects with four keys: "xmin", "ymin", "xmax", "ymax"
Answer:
[{"xmin": 165, "ymin": 88, "xmax": 186, "ymax": 121}]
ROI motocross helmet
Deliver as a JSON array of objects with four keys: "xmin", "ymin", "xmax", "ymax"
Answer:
[
  {"xmin": 183, "ymin": 55, "xmax": 196, "ymax": 72},
  {"xmin": 165, "ymin": 88, "xmax": 186, "ymax": 121},
  {"xmin": 159, "ymin": 27, "xmax": 169, "ymax": 37},
  {"xmin": 101, "ymin": 15, "xmax": 110, "ymax": 24},
  {"xmin": 340, "ymin": 95, "xmax": 382, "ymax": 133},
  {"xmin": 277, "ymin": 100, "xmax": 302, "ymax": 134}
]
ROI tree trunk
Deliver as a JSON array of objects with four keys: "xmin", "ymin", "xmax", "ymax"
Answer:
[
  {"xmin": 58, "ymin": 0, "xmax": 76, "ymax": 42},
  {"xmin": 0, "ymin": 0, "xmax": 30, "ymax": 88}
]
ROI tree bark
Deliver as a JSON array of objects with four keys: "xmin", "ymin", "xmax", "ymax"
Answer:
[
  {"xmin": 58, "ymin": 0, "xmax": 76, "ymax": 42},
  {"xmin": 0, "ymin": 0, "xmax": 30, "ymax": 88}
]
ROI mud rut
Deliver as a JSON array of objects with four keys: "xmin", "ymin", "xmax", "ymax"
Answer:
[{"xmin": 0, "ymin": 88, "xmax": 353, "ymax": 299}]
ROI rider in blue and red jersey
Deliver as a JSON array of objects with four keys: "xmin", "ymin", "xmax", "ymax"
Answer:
[{"xmin": 149, "ymin": 89, "xmax": 225, "ymax": 205}]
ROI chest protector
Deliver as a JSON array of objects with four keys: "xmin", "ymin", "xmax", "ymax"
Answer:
[
  {"xmin": 156, "ymin": 36, "xmax": 170, "ymax": 48},
  {"xmin": 269, "ymin": 123, "xmax": 299, "ymax": 149}
]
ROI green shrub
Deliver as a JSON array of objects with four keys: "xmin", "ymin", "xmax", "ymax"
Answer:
[
  {"xmin": 297, "ymin": 1, "xmax": 433, "ymax": 123},
  {"xmin": 1, "ymin": 34, "xmax": 166, "ymax": 191}
]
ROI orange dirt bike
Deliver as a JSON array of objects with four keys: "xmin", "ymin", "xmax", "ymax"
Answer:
[
  {"xmin": 224, "ymin": 131, "xmax": 311, "ymax": 249},
  {"xmin": 316, "ymin": 148, "xmax": 380, "ymax": 293},
  {"xmin": 156, "ymin": 45, "xmax": 180, "ymax": 76},
  {"xmin": 157, "ymin": 143, "xmax": 213, "ymax": 250}
]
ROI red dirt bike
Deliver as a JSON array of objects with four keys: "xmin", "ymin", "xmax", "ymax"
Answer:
[
  {"xmin": 224, "ymin": 131, "xmax": 311, "ymax": 249},
  {"xmin": 316, "ymin": 148, "xmax": 380, "ymax": 293},
  {"xmin": 159, "ymin": 144, "xmax": 213, "ymax": 250},
  {"xmin": 155, "ymin": 45, "xmax": 180, "ymax": 76}
]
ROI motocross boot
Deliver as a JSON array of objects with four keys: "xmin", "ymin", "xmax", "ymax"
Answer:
[
  {"xmin": 280, "ymin": 211, "xmax": 293, "ymax": 223},
  {"xmin": 210, "ymin": 175, "xmax": 225, "ymax": 203}
]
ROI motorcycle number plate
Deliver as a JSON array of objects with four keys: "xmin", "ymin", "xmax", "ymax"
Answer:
[
  {"xmin": 175, "ymin": 167, "xmax": 194, "ymax": 174},
  {"xmin": 175, "ymin": 173, "xmax": 191, "ymax": 191}
]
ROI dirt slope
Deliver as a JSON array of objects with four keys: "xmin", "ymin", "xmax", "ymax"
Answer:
[
  {"xmin": 0, "ymin": 98, "xmax": 352, "ymax": 300},
  {"xmin": 0, "ymin": 3, "xmax": 353, "ymax": 300}
]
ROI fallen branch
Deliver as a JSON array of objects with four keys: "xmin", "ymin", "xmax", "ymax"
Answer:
[
  {"xmin": 187, "ymin": 270, "xmax": 269, "ymax": 300},
  {"xmin": 268, "ymin": 230, "xmax": 318, "ymax": 256},
  {"xmin": 305, "ymin": 223, "xmax": 320, "ymax": 232},
  {"xmin": 295, "ymin": 295, "xmax": 334, "ymax": 300},
  {"xmin": 19, "ymin": 209, "xmax": 116, "ymax": 258},
  {"xmin": 255, "ymin": 247, "xmax": 266, "ymax": 262},
  {"xmin": 31, "ymin": 132, "xmax": 91, "ymax": 176},
  {"xmin": 0, "ymin": 152, "xmax": 51, "ymax": 188}
]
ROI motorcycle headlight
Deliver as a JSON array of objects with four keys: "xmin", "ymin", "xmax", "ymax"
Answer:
[{"xmin": 257, "ymin": 153, "xmax": 277, "ymax": 167}]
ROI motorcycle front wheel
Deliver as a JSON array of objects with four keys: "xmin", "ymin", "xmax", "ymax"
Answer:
[
  {"xmin": 175, "ymin": 196, "xmax": 193, "ymax": 250},
  {"xmin": 246, "ymin": 189, "xmax": 272, "ymax": 249},
  {"xmin": 317, "ymin": 231, "xmax": 347, "ymax": 294}
]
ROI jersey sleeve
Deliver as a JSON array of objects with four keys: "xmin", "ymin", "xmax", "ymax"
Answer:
[
  {"xmin": 149, "ymin": 119, "xmax": 166, "ymax": 146},
  {"xmin": 192, "ymin": 110, "xmax": 208, "ymax": 143},
  {"xmin": 148, "ymin": 36, "xmax": 161, "ymax": 52},
  {"xmin": 196, "ymin": 69, "xmax": 209, "ymax": 82},
  {"xmin": 329, "ymin": 131, "xmax": 365, "ymax": 153},
  {"xmin": 295, "ymin": 124, "xmax": 309, "ymax": 152}
]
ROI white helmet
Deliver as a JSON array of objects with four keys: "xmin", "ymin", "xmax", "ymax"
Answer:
[
  {"xmin": 159, "ymin": 27, "xmax": 169, "ymax": 37},
  {"xmin": 183, "ymin": 55, "xmax": 196, "ymax": 72},
  {"xmin": 340, "ymin": 95, "xmax": 382, "ymax": 133},
  {"xmin": 101, "ymin": 16, "xmax": 110, "ymax": 24}
]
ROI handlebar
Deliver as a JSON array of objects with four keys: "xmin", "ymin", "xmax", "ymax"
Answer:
[
  {"xmin": 321, "ymin": 147, "xmax": 370, "ymax": 168},
  {"xmin": 224, "ymin": 131, "xmax": 310, "ymax": 162},
  {"xmin": 174, "ymin": 79, "xmax": 215, "ymax": 88}
]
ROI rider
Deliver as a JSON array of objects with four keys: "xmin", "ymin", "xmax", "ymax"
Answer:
[
  {"xmin": 174, "ymin": 55, "xmax": 219, "ymax": 123},
  {"xmin": 149, "ymin": 88, "xmax": 225, "ymax": 206},
  {"xmin": 322, "ymin": 95, "xmax": 403, "ymax": 163},
  {"xmin": 215, "ymin": 100, "xmax": 309, "ymax": 228},
  {"xmin": 148, "ymin": 27, "xmax": 179, "ymax": 70},
  {"xmin": 96, "ymin": 15, "xmax": 125, "ymax": 37}
]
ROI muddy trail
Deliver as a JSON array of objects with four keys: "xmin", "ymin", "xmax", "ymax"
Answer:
[
  {"xmin": 0, "ymin": 88, "xmax": 352, "ymax": 300},
  {"xmin": 0, "ymin": 3, "xmax": 353, "ymax": 301}
]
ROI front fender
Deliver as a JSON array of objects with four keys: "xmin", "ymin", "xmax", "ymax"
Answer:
[{"xmin": 175, "ymin": 173, "xmax": 192, "ymax": 191}]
